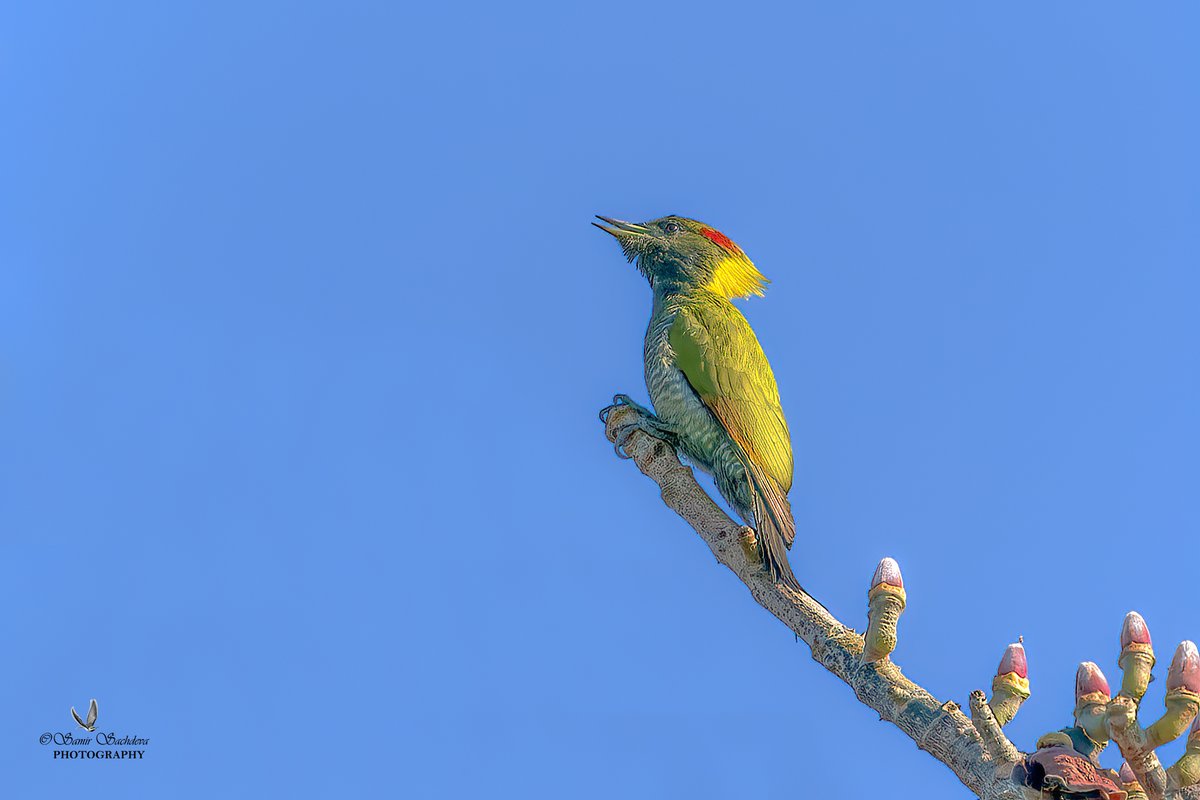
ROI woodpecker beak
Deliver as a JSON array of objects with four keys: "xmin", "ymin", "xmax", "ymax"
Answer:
[{"xmin": 593, "ymin": 215, "xmax": 652, "ymax": 239}]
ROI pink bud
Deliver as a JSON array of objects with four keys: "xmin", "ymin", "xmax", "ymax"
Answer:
[
  {"xmin": 1118, "ymin": 762, "xmax": 1138, "ymax": 785},
  {"xmin": 1076, "ymin": 661, "xmax": 1111, "ymax": 700},
  {"xmin": 997, "ymin": 642, "xmax": 1028, "ymax": 679},
  {"xmin": 1121, "ymin": 611, "xmax": 1152, "ymax": 648},
  {"xmin": 871, "ymin": 557, "xmax": 903, "ymax": 589},
  {"xmin": 1166, "ymin": 640, "xmax": 1200, "ymax": 694},
  {"xmin": 1191, "ymin": 714, "xmax": 1200, "ymax": 738}
]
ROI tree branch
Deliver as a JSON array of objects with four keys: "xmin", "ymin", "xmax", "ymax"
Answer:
[
  {"xmin": 969, "ymin": 690, "xmax": 1021, "ymax": 766},
  {"xmin": 602, "ymin": 405, "xmax": 1021, "ymax": 799},
  {"xmin": 602, "ymin": 402, "xmax": 1200, "ymax": 800}
]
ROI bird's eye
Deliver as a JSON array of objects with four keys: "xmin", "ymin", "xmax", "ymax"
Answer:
[{"xmin": 664, "ymin": 221, "xmax": 681, "ymax": 234}]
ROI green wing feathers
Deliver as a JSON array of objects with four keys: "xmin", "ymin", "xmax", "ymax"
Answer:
[{"xmin": 668, "ymin": 303, "xmax": 795, "ymax": 549}]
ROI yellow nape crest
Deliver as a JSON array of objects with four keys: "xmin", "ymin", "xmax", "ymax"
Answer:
[
  {"xmin": 698, "ymin": 226, "xmax": 768, "ymax": 299},
  {"xmin": 707, "ymin": 252, "xmax": 769, "ymax": 299}
]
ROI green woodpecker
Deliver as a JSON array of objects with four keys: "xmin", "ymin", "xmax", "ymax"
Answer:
[{"xmin": 596, "ymin": 215, "xmax": 800, "ymax": 590}]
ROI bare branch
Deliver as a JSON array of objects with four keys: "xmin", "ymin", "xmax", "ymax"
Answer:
[
  {"xmin": 602, "ymin": 406, "xmax": 1022, "ymax": 799},
  {"xmin": 601, "ymin": 402, "xmax": 1200, "ymax": 800},
  {"xmin": 969, "ymin": 690, "xmax": 1020, "ymax": 765},
  {"xmin": 1109, "ymin": 695, "xmax": 1172, "ymax": 800}
]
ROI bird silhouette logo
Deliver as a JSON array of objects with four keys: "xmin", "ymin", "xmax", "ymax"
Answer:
[{"xmin": 70, "ymin": 699, "xmax": 98, "ymax": 732}]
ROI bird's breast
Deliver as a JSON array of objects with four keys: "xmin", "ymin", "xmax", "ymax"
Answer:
[{"xmin": 643, "ymin": 307, "xmax": 728, "ymax": 472}]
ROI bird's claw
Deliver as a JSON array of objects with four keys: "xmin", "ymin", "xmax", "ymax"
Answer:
[
  {"xmin": 612, "ymin": 426, "xmax": 637, "ymax": 459},
  {"xmin": 613, "ymin": 394, "xmax": 654, "ymax": 416},
  {"xmin": 599, "ymin": 393, "xmax": 653, "ymax": 424},
  {"xmin": 604, "ymin": 405, "xmax": 679, "ymax": 460}
]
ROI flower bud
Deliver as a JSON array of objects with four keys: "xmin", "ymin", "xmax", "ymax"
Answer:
[
  {"xmin": 1076, "ymin": 661, "xmax": 1111, "ymax": 703},
  {"xmin": 1121, "ymin": 611, "xmax": 1152, "ymax": 649},
  {"xmin": 862, "ymin": 557, "xmax": 905, "ymax": 664},
  {"xmin": 1167, "ymin": 641, "xmax": 1200, "ymax": 695},
  {"xmin": 989, "ymin": 641, "xmax": 1030, "ymax": 727},
  {"xmin": 1119, "ymin": 611, "xmax": 1156, "ymax": 701},
  {"xmin": 999, "ymin": 641, "xmax": 1027, "ymax": 678},
  {"xmin": 1074, "ymin": 662, "xmax": 1111, "ymax": 745},
  {"xmin": 871, "ymin": 557, "xmax": 903, "ymax": 589}
]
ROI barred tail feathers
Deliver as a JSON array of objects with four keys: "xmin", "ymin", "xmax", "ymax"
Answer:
[{"xmin": 745, "ymin": 462, "xmax": 801, "ymax": 591}]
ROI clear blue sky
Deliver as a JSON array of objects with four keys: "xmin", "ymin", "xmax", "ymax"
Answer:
[{"xmin": 2, "ymin": 3, "xmax": 1198, "ymax": 798}]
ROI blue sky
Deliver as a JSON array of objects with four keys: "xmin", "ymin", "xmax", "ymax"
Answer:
[{"xmin": 2, "ymin": 3, "xmax": 1199, "ymax": 798}]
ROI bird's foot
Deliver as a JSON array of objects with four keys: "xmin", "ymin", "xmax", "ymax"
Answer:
[
  {"xmin": 598, "ymin": 393, "xmax": 655, "ymax": 423},
  {"xmin": 599, "ymin": 394, "xmax": 678, "ymax": 459}
]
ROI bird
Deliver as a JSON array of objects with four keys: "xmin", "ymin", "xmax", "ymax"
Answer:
[
  {"xmin": 595, "ymin": 214, "xmax": 800, "ymax": 590},
  {"xmin": 71, "ymin": 698, "xmax": 98, "ymax": 732}
]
